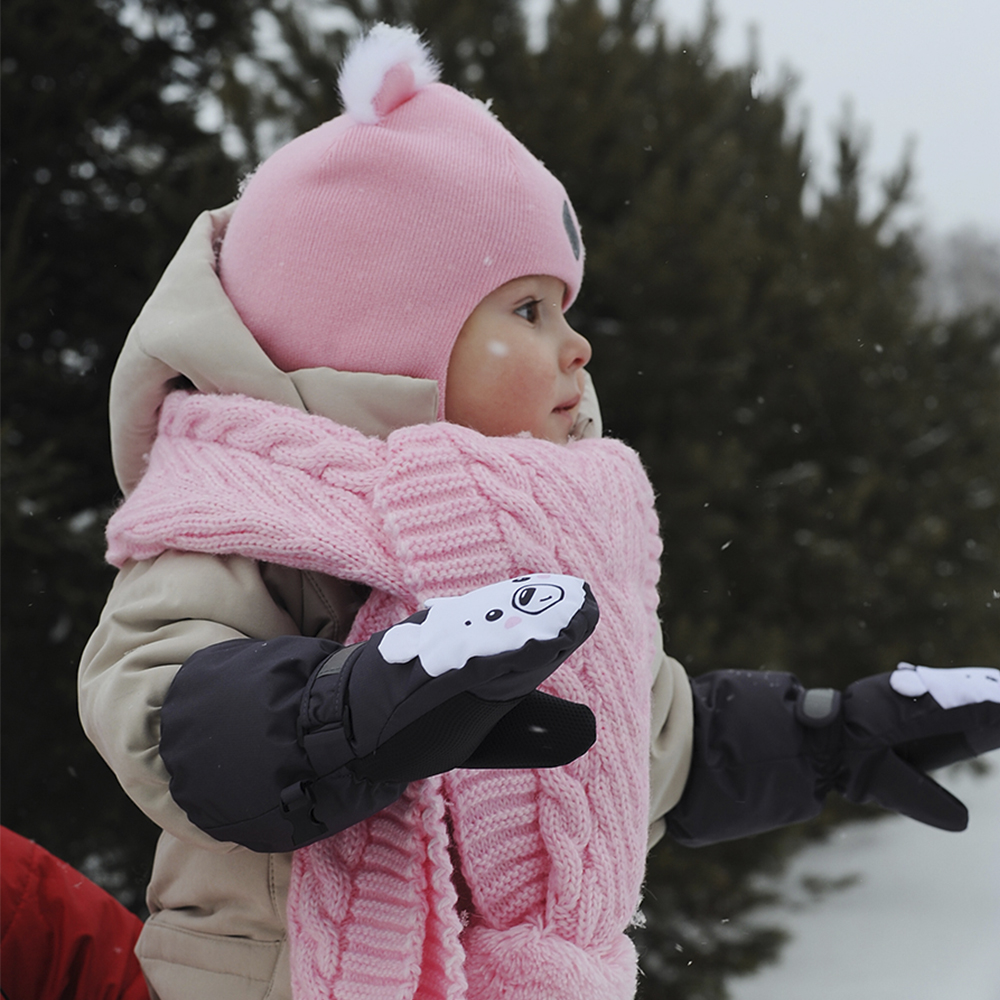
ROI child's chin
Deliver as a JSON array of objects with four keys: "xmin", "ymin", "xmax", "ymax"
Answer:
[
  {"xmin": 543, "ymin": 411, "xmax": 576, "ymax": 443},
  {"xmin": 538, "ymin": 425, "xmax": 570, "ymax": 444}
]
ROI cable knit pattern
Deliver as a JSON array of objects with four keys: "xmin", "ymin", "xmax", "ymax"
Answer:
[{"xmin": 106, "ymin": 391, "xmax": 662, "ymax": 1000}]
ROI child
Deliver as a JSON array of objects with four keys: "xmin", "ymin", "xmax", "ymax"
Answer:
[{"xmin": 79, "ymin": 24, "xmax": 999, "ymax": 1000}]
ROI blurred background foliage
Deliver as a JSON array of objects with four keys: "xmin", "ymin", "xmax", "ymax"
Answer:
[{"xmin": 2, "ymin": 1, "xmax": 997, "ymax": 997}]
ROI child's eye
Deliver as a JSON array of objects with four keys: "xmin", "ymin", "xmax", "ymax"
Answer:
[{"xmin": 514, "ymin": 299, "xmax": 541, "ymax": 323}]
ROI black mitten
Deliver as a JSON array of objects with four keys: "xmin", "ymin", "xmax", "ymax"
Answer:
[
  {"xmin": 835, "ymin": 662, "xmax": 1000, "ymax": 830},
  {"xmin": 161, "ymin": 574, "xmax": 598, "ymax": 852},
  {"xmin": 665, "ymin": 662, "xmax": 1000, "ymax": 847}
]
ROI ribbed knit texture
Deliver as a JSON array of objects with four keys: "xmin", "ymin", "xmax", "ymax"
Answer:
[{"xmin": 107, "ymin": 391, "xmax": 662, "ymax": 1000}]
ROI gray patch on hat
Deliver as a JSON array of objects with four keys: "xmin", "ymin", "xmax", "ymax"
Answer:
[{"xmin": 562, "ymin": 201, "xmax": 581, "ymax": 261}]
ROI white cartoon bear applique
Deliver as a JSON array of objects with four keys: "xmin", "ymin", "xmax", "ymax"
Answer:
[
  {"xmin": 377, "ymin": 574, "xmax": 588, "ymax": 677},
  {"xmin": 889, "ymin": 662, "xmax": 1000, "ymax": 709}
]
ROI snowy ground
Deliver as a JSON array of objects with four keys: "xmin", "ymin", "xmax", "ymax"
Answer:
[{"xmin": 729, "ymin": 756, "xmax": 1000, "ymax": 1000}]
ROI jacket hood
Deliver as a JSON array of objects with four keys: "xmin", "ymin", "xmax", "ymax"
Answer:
[{"xmin": 109, "ymin": 205, "xmax": 602, "ymax": 497}]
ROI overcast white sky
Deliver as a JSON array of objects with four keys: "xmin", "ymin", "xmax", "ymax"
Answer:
[{"xmin": 655, "ymin": 0, "xmax": 1000, "ymax": 236}]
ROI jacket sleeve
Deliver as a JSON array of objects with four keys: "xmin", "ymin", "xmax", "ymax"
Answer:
[
  {"xmin": 78, "ymin": 550, "xmax": 310, "ymax": 851},
  {"xmin": 646, "ymin": 638, "xmax": 694, "ymax": 850}
]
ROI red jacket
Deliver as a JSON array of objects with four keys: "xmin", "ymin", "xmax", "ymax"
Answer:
[{"xmin": 1, "ymin": 826, "xmax": 149, "ymax": 1000}]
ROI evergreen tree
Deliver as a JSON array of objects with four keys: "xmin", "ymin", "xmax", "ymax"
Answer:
[{"xmin": 1, "ymin": 0, "xmax": 253, "ymax": 906}]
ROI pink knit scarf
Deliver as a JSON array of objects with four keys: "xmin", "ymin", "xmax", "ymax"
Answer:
[{"xmin": 107, "ymin": 391, "xmax": 663, "ymax": 1000}]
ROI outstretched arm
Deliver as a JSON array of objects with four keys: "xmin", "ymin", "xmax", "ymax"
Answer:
[{"xmin": 664, "ymin": 662, "xmax": 1000, "ymax": 847}]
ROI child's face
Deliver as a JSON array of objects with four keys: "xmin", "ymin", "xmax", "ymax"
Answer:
[{"xmin": 445, "ymin": 276, "xmax": 592, "ymax": 443}]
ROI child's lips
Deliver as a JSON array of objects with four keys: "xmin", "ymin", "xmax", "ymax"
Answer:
[{"xmin": 553, "ymin": 394, "xmax": 582, "ymax": 415}]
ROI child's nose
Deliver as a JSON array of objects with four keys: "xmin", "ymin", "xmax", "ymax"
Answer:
[{"xmin": 562, "ymin": 324, "xmax": 592, "ymax": 371}]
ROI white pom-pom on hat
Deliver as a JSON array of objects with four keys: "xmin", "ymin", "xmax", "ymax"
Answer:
[{"xmin": 338, "ymin": 23, "xmax": 440, "ymax": 124}]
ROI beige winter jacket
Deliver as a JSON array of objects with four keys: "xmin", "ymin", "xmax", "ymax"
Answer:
[{"xmin": 78, "ymin": 206, "xmax": 694, "ymax": 1000}]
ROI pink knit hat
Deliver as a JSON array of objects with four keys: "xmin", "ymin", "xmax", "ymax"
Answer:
[{"xmin": 218, "ymin": 24, "xmax": 585, "ymax": 411}]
